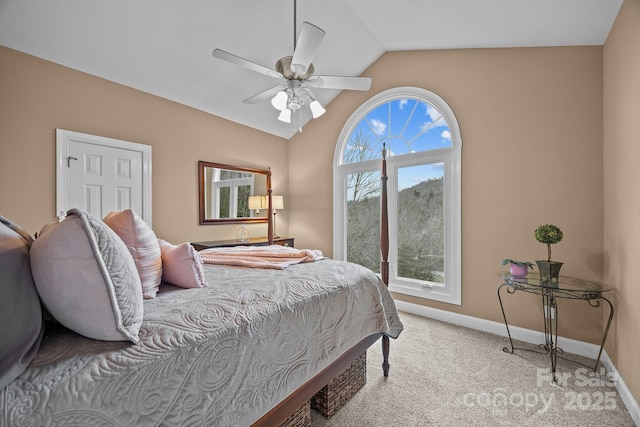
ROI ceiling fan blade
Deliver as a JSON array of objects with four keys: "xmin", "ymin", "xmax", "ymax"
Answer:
[
  {"xmin": 290, "ymin": 22, "xmax": 326, "ymax": 75},
  {"xmin": 243, "ymin": 85, "xmax": 287, "ymax": 104},
  {"xmin": 212, "ymin": 49, "xmax": 284, "ymax": 80},
  {"xmin": 305, "ymin": 75, "xmax": 372, "ymax": 91}
]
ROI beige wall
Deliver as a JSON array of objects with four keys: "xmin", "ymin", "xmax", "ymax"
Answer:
[
  {"xmin": 290, "ymin": 46, "xmax": 605, "ymax": 344},
  {"xmin": 604, "ymin": 0, "xmax": 640, "ymax": 406},
  {"xmin": 0, "ymin": 45, "xmax": 288, "ymax": 243}
]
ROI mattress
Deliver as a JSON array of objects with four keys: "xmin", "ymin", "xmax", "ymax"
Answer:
[{"xmin": 1, "ymin": 258, "xmax": 402, "ymax": 427}]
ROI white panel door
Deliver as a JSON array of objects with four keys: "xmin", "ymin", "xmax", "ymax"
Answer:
[
  {"xmin": 56, "ymin": 129, "xmax": 152, "ymax": 225},
  {"xmin": 68, "ymin": 141, "xmax": 143, "ymax": 219}
]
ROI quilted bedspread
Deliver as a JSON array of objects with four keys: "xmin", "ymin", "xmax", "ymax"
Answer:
[{"xmin": 1, "ymin": 259, "xmax": 403, "ymax": 427}]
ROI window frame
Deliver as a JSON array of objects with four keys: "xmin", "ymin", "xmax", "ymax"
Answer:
[
  {"xmin": 210, "ymin": 174, "xmax": 254, "ymax": 219},
  {"xmin": 333, "ymin": 87, "xmax": 462, "ymax": 305}
]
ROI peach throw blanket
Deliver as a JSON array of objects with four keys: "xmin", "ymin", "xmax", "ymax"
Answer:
[{"xmin": 199, "ymin": 245, "xmax": 325, "ymax": 269}]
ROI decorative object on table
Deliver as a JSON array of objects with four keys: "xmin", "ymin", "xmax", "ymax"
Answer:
[
  {"xmin": 236, "ymin": 224, "xmax": 249, "ymax": 243},
  {"xmin": 271, "ymin": 195, "xmax": 284, "ymax": 238},
  {"xmin": 501, "ymin": 259, "xmax": 534, "ymax": 278},
  {"xmin": 534, "ymin": 224, "xmax": 564, "ymax": 282}
]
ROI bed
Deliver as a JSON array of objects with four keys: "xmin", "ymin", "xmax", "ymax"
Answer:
[{"xmin": 0, "ymin": 149, "xmax": 400, "ymax": 426}]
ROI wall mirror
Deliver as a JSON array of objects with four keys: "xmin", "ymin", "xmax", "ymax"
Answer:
[{"xmin": 198, "ymin": 161, "xmax": 271, "ymax": 225}]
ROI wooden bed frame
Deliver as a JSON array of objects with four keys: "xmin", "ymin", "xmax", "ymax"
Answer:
[{"xmin": 253, "ymin": 145, "xmax": 391, "ymax": 426}]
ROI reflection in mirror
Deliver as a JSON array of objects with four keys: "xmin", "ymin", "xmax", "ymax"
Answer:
[{"xmin": 198, "ymin": 161, "xmax": 271, "ymax": 225}]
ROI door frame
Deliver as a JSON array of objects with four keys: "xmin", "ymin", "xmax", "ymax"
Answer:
[{"xmin": 56, "ymin": 129, "xmax": 153, "ymax": 225}]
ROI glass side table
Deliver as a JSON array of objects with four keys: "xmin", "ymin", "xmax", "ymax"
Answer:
[{"xmin": 497, "ymin": 272, "xmax": 614, "ymax": 383}]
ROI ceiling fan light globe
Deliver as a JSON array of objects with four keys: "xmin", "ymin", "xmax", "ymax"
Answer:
[
  {"xmin": 310, "ymin": 100, "xmax": 326, "ymax": 118},
  {"xmin": 278, "ymin": 109, "xmax": 292, "ymax": 123},
  {"xmin": 271, "ymin": 91, "xmax": 288, "ymax": 110}
]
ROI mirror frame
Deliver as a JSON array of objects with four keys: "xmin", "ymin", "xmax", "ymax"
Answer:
[{"xmin": 198, "ymin": 161, "xmax": 272, "ymax": 225}]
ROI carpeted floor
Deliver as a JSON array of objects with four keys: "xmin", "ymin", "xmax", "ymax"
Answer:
[{"xmin": 310, "ymin": 311, "xmax": 636, "ymax": 426}]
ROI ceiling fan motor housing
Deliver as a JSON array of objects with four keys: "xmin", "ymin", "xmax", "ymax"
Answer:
[{"xmin": 276, "ymin": 56, "xmax": 314, "ymax": 80}]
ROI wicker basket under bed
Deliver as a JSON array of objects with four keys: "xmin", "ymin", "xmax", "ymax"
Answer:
[
  {"xmin": 279, "ymin": 399, "xmax": 311, "ymax": 427},
  {"xmin": 311, "ymin": 352, "xmax": 367, "ymax": 418}
]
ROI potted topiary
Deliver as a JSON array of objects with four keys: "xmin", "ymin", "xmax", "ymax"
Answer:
[
  {"xmin": 534, "ymin": 224, "xmax": 564, "ymax": 282},
  {"xmin": 502, "ymin": 259, "xmax": 534, "ymax": 278}
]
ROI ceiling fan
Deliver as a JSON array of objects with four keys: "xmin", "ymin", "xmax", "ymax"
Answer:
[{"xmin": 211, "ymin": 0, "xmax": 372, "ymax": 131}]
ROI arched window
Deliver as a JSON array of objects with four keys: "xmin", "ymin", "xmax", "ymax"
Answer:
[{"xmin": 333, "ymin": 87, "xmax": 462, "ymax": 304}]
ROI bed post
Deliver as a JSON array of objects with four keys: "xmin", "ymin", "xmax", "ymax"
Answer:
[
  {"xmin": 267, "ymin": 167, "xmax": 274, "ymax": 245},
  {"xmin": 380, "ymin": 144, "xmax": 390, "ymax": 377}
]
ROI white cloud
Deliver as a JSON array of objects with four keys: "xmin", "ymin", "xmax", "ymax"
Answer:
[
  {"xmin": 441, "ymin": 130, "xmax": 451, "ymax": 141},
  {"xmin": 398, "ymin": 99, "xmax": 408, "ymax": 110},
  {"xmin": 426, "ymin": 105, "xmax": 438, "ymax": 120},
  {"xmin": 371, "ymin": 119, "xmax": 387, "ymax": 136},
  {"xmin": 426, "ymin": 105, "xmax": 447, "ymax": 128}
]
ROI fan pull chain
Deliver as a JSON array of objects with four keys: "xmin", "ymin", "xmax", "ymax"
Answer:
[{"xmin": 290, "ymin": 107, "xmax": 302, "ymax": 133}]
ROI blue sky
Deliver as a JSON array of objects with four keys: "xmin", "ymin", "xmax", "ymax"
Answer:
[{"xmin": 345, "ymin": 98, "xmax": 450, "ymax": 191}]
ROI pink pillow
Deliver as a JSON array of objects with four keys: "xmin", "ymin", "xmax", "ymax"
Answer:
[
  {"xmin": 103, "ymin": 209, "xmax": 162, "ymax": 299},
  {"xmin": 158, "ymin": 239, "xmax": 206, "ymax": 289}
]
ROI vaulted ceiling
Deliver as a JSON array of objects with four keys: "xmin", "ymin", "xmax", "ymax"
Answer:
[{"xmin": 0, "ymin": 0, "xmax": 623, "ymax": 139}]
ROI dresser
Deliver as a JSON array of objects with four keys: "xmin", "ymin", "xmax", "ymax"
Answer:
[{"xmin": 191, "ymin": 236, "xmax": 295, "ymax": 251}]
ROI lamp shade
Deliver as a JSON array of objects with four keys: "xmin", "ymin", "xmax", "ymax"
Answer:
[
  {"xmin": 272, "ymin": 195, "xmax": 284, "ymax": 210},
  {"xmin": 310, "ymin": 100, "xmax": 326, "ymax": 118},
  {"xmin": 248, "ymin": 195, "xmax": 267, "ymax": 210},
  {"xmin": 277, "ymin": 109, "xmax": 292, "ymax": 123},
  {"xmin": 271, "ymin": 91, "xmax": 288, "ymax": 110}
]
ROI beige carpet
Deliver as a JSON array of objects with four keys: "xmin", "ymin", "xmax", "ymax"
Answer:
[{"xmin": 311, "ymin": 311, "xmax": 636, "ymax": 427}]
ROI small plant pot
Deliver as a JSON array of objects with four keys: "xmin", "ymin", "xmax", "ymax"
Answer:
[
  {"xmin": 536, "ymin": 260, "xmax": 563, "ymax": 283},
  {"xmin": 509, "ymin": 263, "xmax": 530, "ymax": 278}
]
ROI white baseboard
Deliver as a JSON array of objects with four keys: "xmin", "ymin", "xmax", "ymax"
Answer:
[{"xmin": 395, "ymin": 299, "xmax": 640, "ymax": 426}]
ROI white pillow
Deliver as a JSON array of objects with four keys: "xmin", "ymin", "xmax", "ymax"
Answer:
[
  {"xmin": 30, "ymin": 209, "xmax": 143, "ymax": 343},
  {"xmin": 158, "ymin": 239, "xmax": 206, "ymax": 289},
  {"xmin": 103, "ymin": 209, "xmax": 162, "ymax": 299}
]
